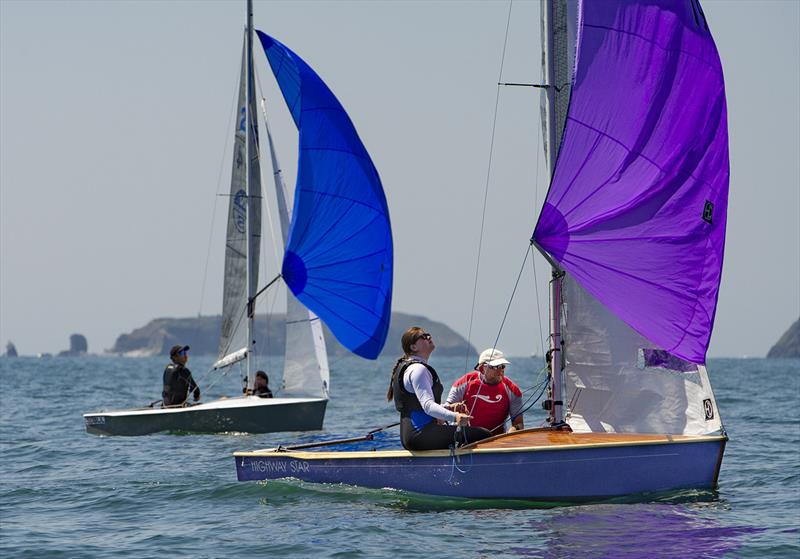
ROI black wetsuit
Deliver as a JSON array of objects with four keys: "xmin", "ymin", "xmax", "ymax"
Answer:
[
  {"xmin": 392, "ymin": 358, "xmax": 491, "ymax": 451},
  {"xmin": 254, "ymin": 386, "xmax": 273, "ymax": 398},
  {"xmin": 162, "ymin": 363, "xmax": 199, "ymax": 406}
]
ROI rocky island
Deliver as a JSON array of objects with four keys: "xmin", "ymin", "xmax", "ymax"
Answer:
[
  {"xmin": 110, "ymin": 312, "xmax": 476, "ymax": 359},
  {"xmin": 59, "ymin": 334, "xmax": 88, "ymax": 357}
]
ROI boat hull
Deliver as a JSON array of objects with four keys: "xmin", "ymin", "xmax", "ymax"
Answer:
[
  {"xmin": 234, "ymin": 430, "xmax": 726, "ymax": 500},
  {"xmin": 84, "ymin": 396, "xmax": 327, "ymax": 436}
]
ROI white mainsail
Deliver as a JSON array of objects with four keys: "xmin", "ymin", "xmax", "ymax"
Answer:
[
  {"xmin": 562, "ymin": 276, "xmax": 722, "ymax": 435},
  {"xmin": 218, "ymin": 42, "xmax": 262, "ymax": 368}
]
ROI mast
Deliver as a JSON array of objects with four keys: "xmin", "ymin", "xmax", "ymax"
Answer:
[
  {"xmin": 542, "ymin": 0, "xmax": 565, "ymax": 426},
  {"xmin": 245, "ymin": 0, "xmax": 256, "ymax": 390}
]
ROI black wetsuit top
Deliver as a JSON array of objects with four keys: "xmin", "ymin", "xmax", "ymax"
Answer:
[
  {"xmin": 162, "ymin": 363, "xmax": 199, "ymax": 406},
  {"xmin": 252, "ymin": 386, "xmax": 273, "ymax": 398},
  {"xmin": 391, "ymin": 358, "xmax": 491, "ymax": 451}
]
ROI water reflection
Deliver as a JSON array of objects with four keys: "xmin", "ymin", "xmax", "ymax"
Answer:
[{"xmin": 508, "ymin": 501, "xmax": 760, "ymax": 558}]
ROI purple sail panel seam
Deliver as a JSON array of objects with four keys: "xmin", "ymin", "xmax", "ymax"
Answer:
[
  {"xmin": 666, "ymin": 236, "xmax": 714, "ymax": 358},
  {"xmin": 551, "ymin": 132, "xmax": 606, "ymax": 211},
  {"xmin": 564, "ymin": 250, "xmax": 695, "ymax": 304},
  {"xmin": 582, "ymin": 23, "xmax": 723, "ymax": 76},
  {"xmin": 566, "ymin": 115, "xmax": 717, "ymax": 190},
  {"xmin": 567, "ymin": 234, "xmax": 692, "ymax": 243}
]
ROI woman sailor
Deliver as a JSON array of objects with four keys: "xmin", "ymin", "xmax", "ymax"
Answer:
[{"xmin": 387, "ymin": 327, "xmax": 491, "ymax": 450}]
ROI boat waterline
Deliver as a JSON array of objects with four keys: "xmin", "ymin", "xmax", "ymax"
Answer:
[{"xmin": 84, "ymin": 396, "xmax": 327, "ymax": 436}]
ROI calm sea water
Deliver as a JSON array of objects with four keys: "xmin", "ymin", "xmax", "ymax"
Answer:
[{"xmin": 1, "ymin": 355, "xmax": 798, "ymax": 557}]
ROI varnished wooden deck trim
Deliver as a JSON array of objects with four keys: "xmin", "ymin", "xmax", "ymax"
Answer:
[{"xmin": 234, "ymin": 429, "xmax": 727, "ymax": 461}]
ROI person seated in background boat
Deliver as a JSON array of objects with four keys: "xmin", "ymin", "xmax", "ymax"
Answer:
[
  {"xmin": 243, "ymin": 371, "xmax": 273, "ymax": 398},
  {"xmin": 445, "ymin": 347, "xmax": 524, "ymax": 436},
  {"xmin": 162, "ymin": 345, "xmax": 200, "ymax": 407},
  {"xmin": 387, "ymin": 327, "xmax": 492, "ymax": 451}
]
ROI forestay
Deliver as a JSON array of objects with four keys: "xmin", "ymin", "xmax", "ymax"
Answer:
[{"xmin": 256, "ymin": 32, "xmax": 393, "ymax": 360}]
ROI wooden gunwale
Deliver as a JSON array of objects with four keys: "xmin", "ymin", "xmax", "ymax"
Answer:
[{"xmin": 234, "ymin": 428, "xmax": 727, "ymax": 460}]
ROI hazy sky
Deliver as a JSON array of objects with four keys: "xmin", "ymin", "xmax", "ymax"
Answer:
[{"xmin": 1, "ymin": 0, "xmax": 798, "ymax": 359}]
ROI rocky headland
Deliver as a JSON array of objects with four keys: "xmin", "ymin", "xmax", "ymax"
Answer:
[
  {"xmin": 767, "ymin": 318, "xmax": 800, "ymax": 358},
  {"xmin": 110, "ymin": 312, "xmax": 476, "ymax": 359}
]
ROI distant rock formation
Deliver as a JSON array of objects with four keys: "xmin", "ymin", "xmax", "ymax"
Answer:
[
  {"xmin": 58, "ymin": 334, "xmax": 88, "ymax": 357},
  {"xmin": 5, "ymin": 341, "xmax": 18, "ymax": 357},
  {"xmin": 767, "ymin": 318, "xmax": 800, "ymax": 358},
  {"xmin": 110, "ymin": 312, "xmax": 476, "ymax": 359}
]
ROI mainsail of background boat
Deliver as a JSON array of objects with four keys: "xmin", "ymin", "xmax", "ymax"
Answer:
[
  {"xmin": 218, "ymin": 42, "xmax": 262, "ymax": 370},
  {"xmin": 533, "ymin": 0, "xmax": 727, "ymax": 434}
]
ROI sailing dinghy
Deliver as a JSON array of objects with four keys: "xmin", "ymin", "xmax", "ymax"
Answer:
[
  {"xmin": 84, "ymin": 0, "xmax": 392, "ymax": 436},
  {"xmin": 234, "ymin": 0, "xmax": 729, "ymax": 500}
]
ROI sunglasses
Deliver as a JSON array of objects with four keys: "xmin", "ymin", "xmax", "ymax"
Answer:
[
  {"xmin": 416, "ymin": 333, "xmax": 432, "ymax": 341},
  {"xmin": 486, "ymin": 364, "xmax": 505, "ymax": 370},
  {"xmin": 178, "ymin": 349, "xmax": 188, "ymax": 356}
]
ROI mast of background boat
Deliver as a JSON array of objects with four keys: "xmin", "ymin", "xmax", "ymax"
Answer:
[
  {"xmin": 541, "ymin": 0, "xmax": 565, "ymax": 426},
  {"xmin": 244, "ymin": 0, "xmax": 256, "ymax": 391}
]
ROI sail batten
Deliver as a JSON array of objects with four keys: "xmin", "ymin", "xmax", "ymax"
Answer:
[
  {"xmin": 256, "ymin": 31, "xmax": 393, "ymax": 360},
  {"xmin": 533, "ymin": 0, "xmax": 729, "ymax": 364}
]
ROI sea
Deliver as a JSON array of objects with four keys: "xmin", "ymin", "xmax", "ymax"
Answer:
[{"xmin": 1, "ymin": 355, "xmax": 798, "ymax": 558}]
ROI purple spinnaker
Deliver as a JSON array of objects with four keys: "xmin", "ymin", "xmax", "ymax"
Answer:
[{"xmin": 533, "ymin": 0, "xmax": 729, "ymax": 364}]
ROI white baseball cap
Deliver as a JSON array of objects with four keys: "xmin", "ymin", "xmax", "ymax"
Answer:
[{"xmin": 477, "ymin": 347, "xmax": 511, "ymax": 367}]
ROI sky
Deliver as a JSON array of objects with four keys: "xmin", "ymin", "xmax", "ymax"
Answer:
[{"xmin": 1, "ymin": 0, "xmax": 798, "ymax": 359}]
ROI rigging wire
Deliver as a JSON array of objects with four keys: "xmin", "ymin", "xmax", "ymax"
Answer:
[
  {"xmin": 463, "ymin": 0, "xmax": 515, "ymax": 373},
  {"xmin": 254, "ymin": 67, "xmax": 286, "ymax": 278},
  {"xmin": 197, "ymin": 71, "xmax": 243, "ymax": 317},
  {"xmin": 490, "ymin": 243, "xmax": 532, "ymax": 351}
]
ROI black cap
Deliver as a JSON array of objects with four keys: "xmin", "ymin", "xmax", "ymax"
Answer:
[{"xmin": 170, "ymin": 345, "xmax": 190, "ymax": 358}]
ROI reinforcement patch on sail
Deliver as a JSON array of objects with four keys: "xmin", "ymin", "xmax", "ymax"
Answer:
[
  {"xmin": 256, "ymin": 31, "xmax": 393, "ymax": 360},
  {"xmin": 533, "ymin": 0, "xmax": 729, "ymax": 364}
]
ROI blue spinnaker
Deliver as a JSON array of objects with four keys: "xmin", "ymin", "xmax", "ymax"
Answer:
[{"xmin": 256, "ymin": 31, "xmax": 393, "ymax": 359}]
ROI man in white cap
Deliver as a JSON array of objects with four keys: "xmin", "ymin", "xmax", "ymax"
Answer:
[{"xmin": 445, "ymin": 347, "xmax": 524, "ymax": 436}]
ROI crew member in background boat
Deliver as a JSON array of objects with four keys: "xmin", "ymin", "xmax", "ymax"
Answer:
[
  {"xmin": 445, "ymin": 348, "xmax": 523, "ymax": 436},
  {"xmin": 162, "ymin": 345, "xmax": 200, "ymax": 407},
  {"xmin": 387, "ymin": 327, "xmax": 492, "ymax": 450},
  {"xmin": 244, "ymin": 371, "xmax": 273, "ymax": 398}
]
